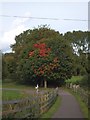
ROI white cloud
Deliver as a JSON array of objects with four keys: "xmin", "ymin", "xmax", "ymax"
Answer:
[
  {"xmin": 0, "ymin": 25, "xmax": 26, "ymax": 52},
  {"xmin": 0, "ymin": 12, "xmax": 31, "ymax": 53}
]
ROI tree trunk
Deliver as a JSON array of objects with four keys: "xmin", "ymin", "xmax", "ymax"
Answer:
[
  {"xmin": 40, "ymin": 80, "xmax": 43, "ymax": 87},
  {"xmin": 44, "ymin": 79, "xmax": 47, "ymax": 88}
]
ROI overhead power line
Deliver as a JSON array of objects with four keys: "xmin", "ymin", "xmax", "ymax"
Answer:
[{"xmin": 0, "ymin": 15, "xmax": 89, "ymax": 22}]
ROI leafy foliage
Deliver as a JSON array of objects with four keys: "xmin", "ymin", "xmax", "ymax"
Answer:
[
  {"xmin": 2, "ymin": 53, "xmax": 17, "ymax": 81},
  {"xmin": 10, "ymin": 26, "xmax": 73, "ymax": 86},
  {"xmin": 65, "ymin": 75, "xmax": 89, "ymax": 89},
  {"xmin": 65, "ymin": 76, "xmax": 83, "ymax": 85},
  {"xmin": 3, "ymin": 26, "xmax": 89, "ymax": 87},
  {"xmin": 64, "ymin": 31, "xmax": 89, "ymax": 75}
]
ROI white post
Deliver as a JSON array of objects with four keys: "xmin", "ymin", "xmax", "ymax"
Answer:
[
  {"xmin": 35, "ymin": 84, "xmax": 39, "ymax": 93},
  {"xmin": 44, "ymin": 79, "xmax": 47, "ymax": 88}
]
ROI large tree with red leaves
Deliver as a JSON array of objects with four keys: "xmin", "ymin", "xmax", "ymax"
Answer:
[
  {"xmin": 11, "ymin": 26, "xmax": 73, "ymax": 87},
  {"xmin": 28, "ymin": 42, "xmax": 60, "ymax": 88}
]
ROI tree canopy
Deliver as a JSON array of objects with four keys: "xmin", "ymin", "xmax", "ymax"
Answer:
[{"xmin": 2, "ymin": 26, "xmax": 89, "ymax": 87}]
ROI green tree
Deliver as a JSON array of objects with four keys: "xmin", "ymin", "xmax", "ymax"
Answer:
[
  {"xmin": 64, "ymin": 31, "xmax": 89, "ymax": 75},
  {"xmin": 2, "ymin": 53, "xmax": 17, "ymax": 82}
]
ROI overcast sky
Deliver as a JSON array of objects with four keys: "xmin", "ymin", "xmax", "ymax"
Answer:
[{"xmin": 0, "ymin": 1, "xmax": 89, "ymax": 53}]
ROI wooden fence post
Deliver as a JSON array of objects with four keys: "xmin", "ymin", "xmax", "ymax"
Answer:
[{"xmin": 2, "ymin": 89, "xmax": 58, "ymax": 118}]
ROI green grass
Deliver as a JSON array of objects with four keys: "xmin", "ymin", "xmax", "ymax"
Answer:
[
  {"xmin": 2, "ymin": 90, "xmax": 27, "ymax": 101},
  {"xmin": 2, "ymin": 82, "xmax": 53, "ymax": 91},
  {"xmin": 2, "ymin": 82, "xmax": 54, "ymax": 101},
  {"xmin": 63, "ymin": 88, "xmax": 88, "ymax": 119},
  {"xmin": 73, "ymin": 93, "xmax": 88, "ymax": 118},
  {"xmin": 40, "ymin": 96, "xmax": 61, "ymax": 119},
  {"xmin": 2, "ymin": 82, "xmax": 34, "ymax": 90},
  {"xmin": 0, "ymin": 79, "xmax": 2, "ymax": 88},
  {"xmin": 89, "ymin": 109, "xmax": 90, "ymax": 120},
  {"xmin": 65, "ymin": 76, "xmax": 83, "ymax": 84},
  {"xmin": 0, "ymin": 90, "xmax": 1, "ymax": 100},
  {"xmin": 2, "ymin": 82, "xmax": 35, "ymax": 101}
]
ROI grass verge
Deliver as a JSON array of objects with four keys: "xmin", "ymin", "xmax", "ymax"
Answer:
[
  {"xmin": 40, "ymin": 96, "xmax": 61, "ymax": 119},
  {"xmin": 2, "ymin": 82, "xmax": 34, "ymax": 90},
  {"xmin": 63, "ymin": 88, "xmax": 88, "ymax": 119},
  {"xmin": 2, "ymin": 82, "xmax": 53, "ymax": 91},
  {"xmin": 2, "ymin": 90, "xmax": 27, "ymax": 101},
  {"xmin": 2, "ymin": 82, "xmax": 55, "ymax": 101}
]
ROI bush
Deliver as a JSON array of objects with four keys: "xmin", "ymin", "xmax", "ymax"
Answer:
[
  {"xmin": 65, "ymin": 76, "xmax": 83, "ymax": 85},
  {"xmin": 79, "ymin": 74, "xmax": 89, "ymax": 88},
  {"xmin": 66, "ymin": 75, "xmax": 89, "ymax": 89}
]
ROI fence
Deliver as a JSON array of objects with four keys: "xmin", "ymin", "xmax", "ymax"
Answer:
[
  {"xmin": 2, "ymin": 88, "xmax": 58, "ymax": 119},
  {"xmin": 66, "ymin": 83, "xmax": 88, "ymax": 107}
]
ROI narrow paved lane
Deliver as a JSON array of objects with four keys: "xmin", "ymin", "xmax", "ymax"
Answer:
[{"xmin": 52, "ymin": 89, "xmax": 86, "ymax": 118}]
